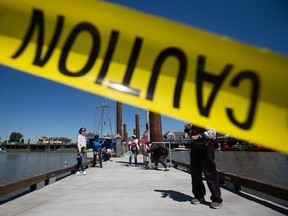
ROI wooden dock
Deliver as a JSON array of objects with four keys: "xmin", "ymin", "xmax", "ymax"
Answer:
[{"xmin": 0, "ymin": 155, "xmax": 287, "ymax": 216}]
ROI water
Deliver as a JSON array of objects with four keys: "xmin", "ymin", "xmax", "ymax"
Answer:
[
  {"xmin": 172, "ymin": 150, "xmax": 288, "ymax": 188},
  {"xmin": 0, "ymin": 152, "xmax": 77, "ymax": 185},
  {"xmin": 0, "ymin": 151, "xmax": 288, "ymax": 188}
]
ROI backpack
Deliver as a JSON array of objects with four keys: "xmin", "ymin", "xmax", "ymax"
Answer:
[{"xmin": 130, "ymin": 141, "xmax": 137, "ymax": 151}]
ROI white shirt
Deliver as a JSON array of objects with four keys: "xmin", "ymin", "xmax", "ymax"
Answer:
[
  {"xmin": 128, "ymin": 138, "xmax": 139, "ymax": 150},
  {"xmin": 77, "ymin": 134, "xmax": 87, "ymax": 152}
]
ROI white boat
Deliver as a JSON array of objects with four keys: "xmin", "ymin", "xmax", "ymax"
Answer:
[{"xmin": 174, "ymin": 145, "xmax": 188, "ymax": 151}]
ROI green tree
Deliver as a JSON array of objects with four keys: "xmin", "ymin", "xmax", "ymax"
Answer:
[{"xmin": 9, "ymin": 132, "xmax": 23, "ymax": 142}]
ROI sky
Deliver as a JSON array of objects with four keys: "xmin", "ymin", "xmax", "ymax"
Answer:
[{"xmin": 0, "ymin": 0, "xmax": 287, "ymax": 143}]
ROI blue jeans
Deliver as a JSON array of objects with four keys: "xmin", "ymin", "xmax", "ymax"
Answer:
[
  {"xmin": 76, "ymin": 154, "xmax": 84, "ymax": 172},
  {"xmin": 129, "ymin": 150, "xmax": 138, "ymax": 166}
]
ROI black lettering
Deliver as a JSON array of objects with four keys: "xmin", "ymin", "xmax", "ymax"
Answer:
[
  {"xmin": 12, "ymin": 9, "xmax": 64, "ymax": 66},
  {"xmin": 59, "ymin": 22, "xmax": 100, "ymax": 77},
  {"xmin": 226, "ymin": 71, "xmax": 260, "ymax": 129},
  {"xmin": 107, "ymin": 37, "xmax": 143, "ymax": 96},
  {"xmin": 122, "ymin": 37, "xmax": 142, "ymax": 87},
  {"xmin": 95, "ymin": 30, "xmax": 119, "ymax": 84},
  {"xmin": 146, "ymin": 47, "xmax": 187, "ymax": 108},
  {"xmin": 196, "ymin": 55, "xmax": 232, "ymax": 116}
]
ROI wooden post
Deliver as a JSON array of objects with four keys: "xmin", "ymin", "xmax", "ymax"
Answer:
[
  {"xmin": 133, "ymin": 128, "xmax": 136, "ymax": 136},
  {"xmin": 116, "ymin": 101, "xmax": 122, "ymax": 137},
  {"xmin": 149, "ymin": 112, "xmax": 162, "ymax": 142},
  {"xmin": 123, "ymin": 124, "xmax": 127, "ymax": 141},
  {"xmin": 135, "ymin": 114, "xmax": 140, "ymax": 139}
]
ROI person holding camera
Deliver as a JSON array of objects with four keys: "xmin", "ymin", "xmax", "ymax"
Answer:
[{"xmin": 184, "ymin": 124, "xmax": 223, "ymax": 209}]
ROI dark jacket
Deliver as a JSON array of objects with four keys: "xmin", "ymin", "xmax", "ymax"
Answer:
[{"xmin": 148, "ymin": 143, "xmax": 168, "ymax": 157}]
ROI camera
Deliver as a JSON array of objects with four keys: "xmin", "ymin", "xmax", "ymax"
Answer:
[{"xmin": 184, "ymin": 123, "xmax": 193, "ymax": 136}]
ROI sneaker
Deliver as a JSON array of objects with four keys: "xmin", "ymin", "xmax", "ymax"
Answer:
[
  {"xmin": 82, "ymin": 171, "xmax": 87, "ymax": 175},
  {"xmin": 152, "ymin": 166, "xmax": 159, "ymax": 170},
  {"xmin": 191, "ymin": 198, "xmax": 205, "ymax": 205},
  {"xmin": 75, "ymin": 171, "xmax": 82, "ymax": 175},
  {"xmin": 210, "ymin": 202, "xmax": 223, "ymax": 209},
  {"xmin": 164, "ymin": 168, "xmax": 169, "ymax": 171}
]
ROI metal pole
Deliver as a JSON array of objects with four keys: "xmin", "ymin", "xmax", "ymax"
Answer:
[
  {"xmin": 168, "ymin": 142, "xmax": 172, "ymax": 167},
  {"xmin": 146, "ymin": 110, "xmax": 150, "ymax": 141},
  {"xmin": 101, "ymin": 107, "xmax": 104, "ymax": 137},
  {"xmin": 93, "ymin": 98, "xmax": 97, "ymax": 135}
]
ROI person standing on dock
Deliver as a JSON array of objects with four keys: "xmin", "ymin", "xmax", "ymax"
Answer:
[
  {"xmin": 76, "ymin": 127, "xmax": 87, "ymax": 175},
  {"xmin": 128, "ymin": 135, "xmax": 139, "ymax": 166},
  {"xmin": 184, "ymin": 124, "xmax": 223, "ymax": 209},
  {"xmin": 140, "ymin": 142, "xmax": 149, "ymax": 169},
  {"xmin": 91, "ymin": 134, "xmax": 103, "ymax": 168}
]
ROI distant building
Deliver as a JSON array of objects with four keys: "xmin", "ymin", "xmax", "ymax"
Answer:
[
  {"xmin": 36, "ymin": 136, "xmax": 72, "ymax": 145},
  {"xmin": 163, "ymin": 131, "xmax": 185, "ymax": 140},
  {"xmin": 60, "ymin": 137, "xmax": 72, "ymax": 145},
  {"xmin": 36, "ymin": 136, "xmax": 49, "ymax": 144}
]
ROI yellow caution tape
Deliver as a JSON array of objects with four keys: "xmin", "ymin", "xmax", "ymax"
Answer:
[{"xmin": 0, "ymin": 0, "xmax": 287, "ymax": 153}]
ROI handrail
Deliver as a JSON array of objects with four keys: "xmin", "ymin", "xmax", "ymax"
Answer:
[
  {"xmin": 0, "ymin": 160, "xmax": 91, "ymax": 197},
  {"xmin": 171, "ymin": 160, "xmax": 288, "ymax": 201}
]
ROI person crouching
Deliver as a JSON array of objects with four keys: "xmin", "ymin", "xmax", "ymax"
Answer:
[{"xmin": 146, "ymin": 142, "xmax": 169, "ymax": 171}]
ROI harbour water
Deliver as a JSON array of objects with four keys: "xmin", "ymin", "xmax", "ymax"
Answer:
[
  {"xmin": 0, "ymin": 151, "xmax": 288, "ymax": 188},
  {"xmin": 0, "ymin": 152, "xmax": 77, "ymax": 185}
]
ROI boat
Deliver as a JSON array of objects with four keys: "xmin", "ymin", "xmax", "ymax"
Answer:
[
  {"xmin": 174, "ymin": 145, "xmax": 189, "ymax": 151},
  {"xmin": 247, "ymin": 144, "xmax": 272, "ymax": 152},
  {"xmin": 220, "ymin": 144, "xmax": 241, "ymax": 151}
]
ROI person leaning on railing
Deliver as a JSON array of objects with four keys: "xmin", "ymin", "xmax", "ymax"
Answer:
[{"xmin": 184, "ymin": 124, "xmax": 223, "ymax": 209}]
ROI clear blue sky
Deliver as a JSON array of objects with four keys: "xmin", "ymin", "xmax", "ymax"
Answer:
[{"xmin": 0, "ymin": 0, "xmax": 287, "ymax": 143}]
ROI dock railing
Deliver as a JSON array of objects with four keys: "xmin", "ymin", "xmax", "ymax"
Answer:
[
  {"xmin": 0, "ymin": 160, "xmax": 91, "ymax": 204},
  {"xmin": 172, "ymin": 160, "xmax": 288, "ymax": 207}
]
